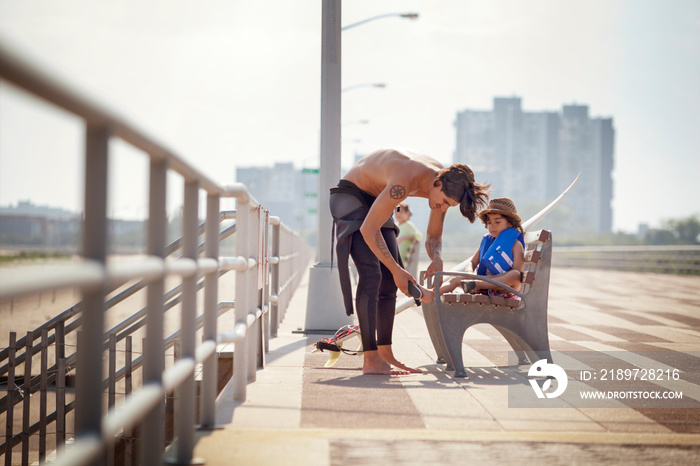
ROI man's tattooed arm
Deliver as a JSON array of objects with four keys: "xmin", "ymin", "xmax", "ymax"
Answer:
[
  {"xmin": 426, "ymin": 235, "xmax": 442, "ymax": 261},
  {"xmin": 375, "ymin": 230, "xmax": 393, "ymax": 261}
]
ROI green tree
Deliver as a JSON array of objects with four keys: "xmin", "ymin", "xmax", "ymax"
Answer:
[
  {"xmin": 667, "ymin": 215, "xmax": 700, "ymax": 244},
  {"xmin": 645, "ymin": 228, "xmax": 678, "ymax": 245}
]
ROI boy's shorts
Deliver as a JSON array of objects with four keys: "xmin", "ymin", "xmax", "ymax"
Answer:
[{"xmin": 474, "ymin": 289, "xmax": 521, "ymax": 302}]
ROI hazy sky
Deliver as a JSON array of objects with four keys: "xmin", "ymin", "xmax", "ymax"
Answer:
[{"xmin": 1, "ymin": 0, "xmax": 698, "ymax": 232}]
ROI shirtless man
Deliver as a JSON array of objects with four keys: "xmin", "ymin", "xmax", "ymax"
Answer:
[{"xmin": 329, "ymin": 148, "xmax": 489, "ymax": 375}]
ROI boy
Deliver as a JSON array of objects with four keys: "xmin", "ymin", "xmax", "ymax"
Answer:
[{"xmin": 440, "ymin": 197, "xmax": 524, "ymax": 298}]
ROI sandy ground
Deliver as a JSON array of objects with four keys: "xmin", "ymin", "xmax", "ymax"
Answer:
[{"xmin": 0, "ymin": 256, "xmax": 240, "ymax": 465}]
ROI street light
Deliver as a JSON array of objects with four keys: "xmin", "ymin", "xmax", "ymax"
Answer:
[
  {"xmin": 342, "ymin": 119, "xmax": 369, "ymax": 126},
  {"xmin": 342, "ymin": 83, "xmax": 386, "ymax": 93},
  {"xmin": 342, "ymin": 12, "xmax": 419, "ymax": 31},
  {"xmin": 306, "ymin": 4, "xmax": 419, "ymax": 331}
]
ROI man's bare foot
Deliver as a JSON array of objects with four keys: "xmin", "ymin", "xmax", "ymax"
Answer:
[
  {"xmin": 363, "ymin": 350, "xmax": 409, "ymax": 375},
  {"xmin": 377, "ymin": 345, "xmax": 422, "ymax": 374}
]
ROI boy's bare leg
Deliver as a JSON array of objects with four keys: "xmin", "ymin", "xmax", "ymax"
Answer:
[
  {"xmin": 363, "ymin": 350, "xmax": 409, "ymax": 375},
  {"xmin": 438, "ymin": 276, "xmax": 461, "ymax": 295},
  {"xmin": 419, "ymin": 284, "xmax": 435, "ymax": 302},
  {"xmin": 377, "ymin": 345, "xmax": 422, "ymax": 373}
]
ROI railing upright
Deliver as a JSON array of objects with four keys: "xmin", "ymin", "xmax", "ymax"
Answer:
[
  {"xmin": 75, "ymin": 123, "xmax": 110, "ymax": 462},
  {"xmin": 262, "ymin": 210, "xmax": 271, "ymax": 354},
  {"xmin": 5, "ymin": 332, "xmax": 16, "ymax": 466},
  {"xmin": 270, "ymin": 217, "xmax": 281, "ymax": 337},
  {"xmin": 22, "ymin": 331, "xmax": 32, "ymax": 462},
  {"xmin": 200, "ymin": 192, "xmax": 221, "ymax": 428},
  {"xmin": 232, "ymin": 191, "xmax": 250, "ymax": 401},
  {"xmin": 142, "ymin": 157, "xmax": 167, "ymax": 465},
  {"xmin": 174, "ymin": 180, "xmax": 200, "ymax": 463},
  {"xmin": 246, "ymin": 203, "xmax": 258, "ymax": 382},
  {"xmin": 39, "ymin": 329, "xmax": 48, "ymax": 462}
]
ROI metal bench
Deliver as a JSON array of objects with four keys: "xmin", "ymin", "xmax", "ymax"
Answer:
[{"xmin": 421, "ymin": 229, "xmax": 554, "ymax": 377}]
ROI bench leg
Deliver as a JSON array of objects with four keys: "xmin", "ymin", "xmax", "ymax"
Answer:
[
  {"xmin": 436, "ymin": 308, "xmax": 473, "ymax": 378},
  {"xmin": 420, "ymin": 300, "xmax": 449, "ymax": 365},
  {"xmin": 495, "ymin": 326, "xmax": 531, "ymax": 365},
  {"xmin": 499, "ymin": 319, "xmax": 553, "ymax": 365}
]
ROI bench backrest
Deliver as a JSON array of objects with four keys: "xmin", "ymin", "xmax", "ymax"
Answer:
[{"xmin": 520, "ymin": 229, "xmax": 552, "ymax": 295}]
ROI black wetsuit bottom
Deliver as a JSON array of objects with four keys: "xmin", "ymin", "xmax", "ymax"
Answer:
[
  {"xmin": 329, "ymin": 180, "xmax": 401, "ymax": 352},
  {"xmin": 350, "ymin": 225, "xmax": 400, "ymax": 351}
]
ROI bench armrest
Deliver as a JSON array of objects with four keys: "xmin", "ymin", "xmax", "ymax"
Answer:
[{"xmin": 431, "ymin": 271, "xmax": 524, "ymax": 299}]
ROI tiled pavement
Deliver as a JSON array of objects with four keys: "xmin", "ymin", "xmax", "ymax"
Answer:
[{"xmin": 188, "ymin": 267, "xmax": 700, "ymax": 465}]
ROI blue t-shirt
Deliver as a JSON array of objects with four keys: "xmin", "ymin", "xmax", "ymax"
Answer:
[{"xmin": 477, "ymin": 228, "xmax": 524, "ymax": 276}]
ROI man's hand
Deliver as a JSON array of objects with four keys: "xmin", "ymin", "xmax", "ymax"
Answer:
[
  {"xmin": 392, "ymin": 267, "xmax": 416, "ymax": 297},
  {"xmin": 426, "ymin": 257, "xmax": 443, "ymax": 280}
]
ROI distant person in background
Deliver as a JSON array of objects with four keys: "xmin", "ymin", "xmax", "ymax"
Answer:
[{"xmin": 395, "ymin": 202, "xmax": 422, "ymax": 279}]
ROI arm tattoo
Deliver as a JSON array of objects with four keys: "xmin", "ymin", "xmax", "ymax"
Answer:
[
  {"xmin": 426, "ymin": 235, "xmax": 442, "ymax": 261},
  {"xmin": 389, "ymin": 185, "xmax": 406, "ymax": 199},
  {"xmin": 375, "ymin": 230, "xmax": 393, "ymax": 260}
]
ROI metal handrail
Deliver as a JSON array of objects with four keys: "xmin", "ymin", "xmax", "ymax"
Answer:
[
  {"xmin": 0, "ymin": 220, "xmax": 237, "ymax": 379},
  {"xmin": 0, "ymin": 41, "xmax": 312, "ymax": 466}
]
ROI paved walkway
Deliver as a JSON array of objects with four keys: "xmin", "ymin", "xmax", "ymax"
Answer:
[{"xmin": 188, "ymin": 268, "xmax": 700, "ymax": 465}]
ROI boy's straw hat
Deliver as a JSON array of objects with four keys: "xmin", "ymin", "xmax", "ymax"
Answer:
[{"xmin": 478, "ymin": 197, "xmax": 521, "ymax": 224}]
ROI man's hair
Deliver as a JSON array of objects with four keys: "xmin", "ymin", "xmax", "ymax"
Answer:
[{"xmin": 434, "ymin": 164, "xmax": 490, "ymax": 222}]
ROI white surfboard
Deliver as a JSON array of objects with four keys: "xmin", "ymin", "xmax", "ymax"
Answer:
[{"xmin": 522, "ymin": 173, "xmax": 581, "ymax": 232}]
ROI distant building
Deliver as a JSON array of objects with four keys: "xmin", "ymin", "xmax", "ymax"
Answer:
[
  {"xmin": 0, "ymin": 200, "xmax": 80, "ymax": 247},
  {"xmin": 0, "ymin": 200, "xmax": 145, "ymax": 250},
  {"xmin": 454, "ymin": 97, "xmax": 614, "ymax": 234},
  {"xmin": 235, "ymin": 163, "xmax": 318, "ymax": 236}
]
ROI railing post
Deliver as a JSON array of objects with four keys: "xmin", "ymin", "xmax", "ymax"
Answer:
[
  {"xmin": 5, "ymin": 332, "xmax": 16, "ymax": 465},
  {"xmin": 75, "ymin": 123, "xmax": 109, "ymax": 462},
  {"xmin": 174, "ymin": 179, "xmax": 200, "ymax": 463},
  {"xmin": 200, "ymin": 192, "xmax": 220, "ymax": 429},
  {"xmin": 39, "ymin": 329, "xmax": 48, "ymax": 462},
  {"xmin": 141, "ymin": 157, "xmax": 167, "ymax": 466},
  {"xmin": 270, "ymin": 217, "xmax": 280, "ymax": 337},
  {"xmin": 22, "ymin": 331, "xmax": 33, "ymax": 462},
  {"xmin": 247, "ymin": 204, "xmax": 258, "ymax": 381},
  {"xmin": 262, "ymin": 209, "xmax": 270, "ymax": 353},
  {"xmin": 55, "ymin": 320, "xmax": 65, "ymax": 361},
  {"xmin": 107, "ymin": 333, "xmax": 116, "ymax": 466},
  {"xmin": 233, "ymin": 198, "xmax": 250, "ymax": 401},
  {"xmin": 124, "ymin": 336, "xmax": 133, "ymax": 466},
  {"xmin": 56, "ymin": 358, "xmax": 66, "ymax": 447}
]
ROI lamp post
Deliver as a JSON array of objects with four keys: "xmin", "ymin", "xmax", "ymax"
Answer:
[{"xmin": 305, "ymin": 3, "xmax": 419, "ymax": 331}]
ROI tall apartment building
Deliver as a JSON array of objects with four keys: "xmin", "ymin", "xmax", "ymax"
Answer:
[{"xmin": 454, "ymin": 97, "xmax": 614, "ymax": 234}]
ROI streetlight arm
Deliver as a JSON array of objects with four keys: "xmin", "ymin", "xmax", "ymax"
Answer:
[
  {"xmin": 341, "ymin": 83, "xmax": 386, "ymax": 93},
  {"xmin": 342, "ymin": 12, "xmax": 419, "ymax": 31}
]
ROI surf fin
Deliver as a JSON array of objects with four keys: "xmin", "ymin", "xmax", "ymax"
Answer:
[{"xmin": 324, "ymin": 342, "xmax": 342, "ymax": 367}]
